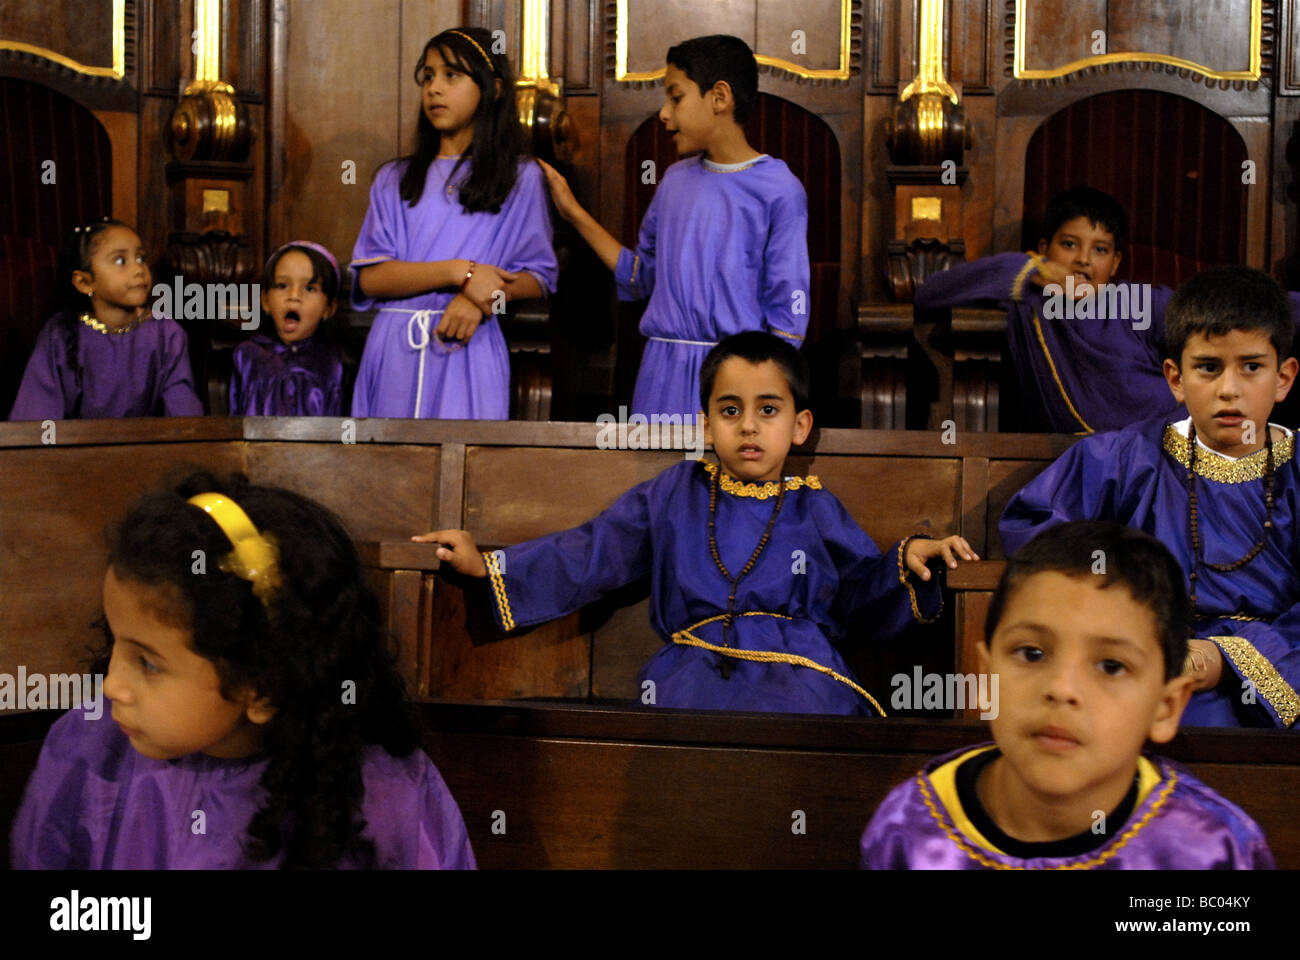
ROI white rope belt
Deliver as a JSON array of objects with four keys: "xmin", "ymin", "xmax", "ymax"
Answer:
[
  {"xmin": 648, "ymin": 337, "xmax": 719, "ymax": 347},
  {"xmin": 377, "ymin": 307, "xmax": 477, "ymax": 418}
]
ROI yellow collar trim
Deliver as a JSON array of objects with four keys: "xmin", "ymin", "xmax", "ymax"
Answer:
[
  {"xmin": 922, "ymin": 747, "xmax": 1168, "ymax": 868},
  {"xmin": 79, "ymin": 312, "xmax": 146, "ymax": 336},
  {"xmin": 699, "ymin": 460, "xmax": 821, "ymax": 499},
  {"xmin": 1162, "ymin": 423, "xmax": 1295, "ymax": 484}
]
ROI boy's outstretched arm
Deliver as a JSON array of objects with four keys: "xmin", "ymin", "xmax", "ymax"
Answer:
[
  {"xmin": 914, "ymin": 251, "xmax": 1048, "ymax": 310},
  {"xmin": 537, "ymin": 159, "xmax": 624, "ymax": 273},
  {"xmin": 412, "ymin": 529, "xmax": 488, "ymax": 578},
  {"xmin": 415, "ymin": 478, "xmax": 657, "ymax": 634}
]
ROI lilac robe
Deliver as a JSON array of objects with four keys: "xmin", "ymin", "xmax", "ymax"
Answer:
[
  {"xmin": 914, "ymin": 252, "xmax": 1181, "ymax": 433},
  {"xmin": 349, "ymin": 158, "xmax": 558, "ymax": 420},
  {"xmin": 615, "ymin": 155, "xmax": 810, "ymax": 418},
  {"xmin": 483, "ymin": 459, "xmax": 942, "ymax": 715},
  {"xmin": 11, "ymin": 705, "xmax": 476, "ymax": 870},
  {"xmin": 1000, "ymin": 415, "xmax": 1300, "ymax": 729},
  {"xmin": 8, "ymin": 311, "xmax": 204, "ymax": 420},
  {"xmin": 861, "ymin": 744, "xmax": 1274, "ymax": 869},
  {"xmin": 229, "ymin": 333, "xmax": 345, "ymax": 417}
]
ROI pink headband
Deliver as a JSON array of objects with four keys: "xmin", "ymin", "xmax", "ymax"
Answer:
[{"xmin": 267, "ymin": 241, "xmax": 340, "ymax": 288}]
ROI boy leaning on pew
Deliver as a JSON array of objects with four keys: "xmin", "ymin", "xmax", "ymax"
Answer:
[
  {"xmin": 417, "ymin": 332, "xmax": 977, "ymax": 716},
  {"xmin": 861, "ymin": 520, "xmax": 1274, "ymax": 870},
  {"xmin": 1001, "ymin": 267, "xmax": 1300, "ymax": 729},
  {"xmin": 914, "ymin": 186, "xmax": 1182, "ymax": 434}
]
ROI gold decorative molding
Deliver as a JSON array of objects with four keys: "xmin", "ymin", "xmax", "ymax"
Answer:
[
  {"xmin": 1013, "ymin": 0, "xmax": 1262, "ymax": 83},
  {"xmin": 900, "ymin": 0, "xmax": 957, "ymax": 103},
  {"xmin": 614, "ymin": 0, "xmax": 852, "ymax": 82},
  {"xmin": 0, "ymin": 0, "xmax": 125, "ymax": 79},
  {"xmin": 184, "ymin": 0, "xmax": 234, "ymax": 96}
]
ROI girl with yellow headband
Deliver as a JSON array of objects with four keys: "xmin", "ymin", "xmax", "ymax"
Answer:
[
  {"xmin": 348, "ymin": 26, "xmax": 558, "ymax": 419},
  {"xmin": 11, "ymin": 473, "xmax": 475, "ymax": 869}
]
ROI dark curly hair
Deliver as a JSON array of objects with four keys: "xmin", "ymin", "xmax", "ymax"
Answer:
[{"xmin": 96, "ymin": 471, "xmax": 420, "ymax": 869}]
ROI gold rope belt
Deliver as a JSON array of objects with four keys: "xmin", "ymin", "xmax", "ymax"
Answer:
[
  {"xmin": 1192, "ymin": 612, "xmax": 1273, "ymax": 622},
  {"xmin": 669, "ymin": 612, "xmax": 887, "ymax": 717}
]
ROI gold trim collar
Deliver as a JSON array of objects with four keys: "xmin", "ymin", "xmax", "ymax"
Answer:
[
  {"xmin": 79, "ymin": 312, "xmax": 146, "ymax": 336},
  {"xmin": 1162, "ymin": 423, "xmax": 1295, "ymax": 484},
  {"xmin": 700, "ymin": 460, "xmax": 821, "ymax": 499}
]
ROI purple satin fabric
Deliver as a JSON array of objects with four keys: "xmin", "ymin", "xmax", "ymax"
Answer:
[
  {"xmin": 8, "ymin": 311, "xmax": 203, "ymax": 420},
  {"xmin": 229, "ymin": 333, "xmax": 344, "ymax": 417},
  {"xmin": 860, "ymin": 744, "xmax": 1274, "ymax": 869},
  {"xmin": 11, "ymin": 706, "xmax": 476, "ymax": 870}
]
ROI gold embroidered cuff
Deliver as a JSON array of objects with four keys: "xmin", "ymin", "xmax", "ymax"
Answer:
[
  {"xmin": 483, "ymin": 550, "xmax": 515, "ymax": 631},
  {"xmin": 897, "ymin": 536, "xmax": 942, "ymax": 624},
  {"xmin": 1207, "ymin": 635, "xmax": 1300, "ymax": 727},
  {"xmin": 1011, "ymin": 252, "xmax": 1047, "ymax": 302}
]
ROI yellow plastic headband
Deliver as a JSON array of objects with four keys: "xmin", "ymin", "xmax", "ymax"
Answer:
[
  {"xmin": 446, "ymin": 29, "xmax": 495, "ymax": 73},
  {"xmin": 187, "ymin": 493, "xmax": 281, "ymax": 606}
]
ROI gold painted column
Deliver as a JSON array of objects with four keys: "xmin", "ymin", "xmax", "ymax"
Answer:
[
  {"xmin": 515, "ymin": 0, "xmax": 572, "ymax": 164},
  {"xmin": 884, "ymin": 0, "xmax": 969, "ymax": 301}
]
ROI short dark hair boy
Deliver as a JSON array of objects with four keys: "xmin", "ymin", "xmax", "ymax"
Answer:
[
  {"xmin": 861, "ymin": 520, "xmax": 1274, "ymax": 869},
  {"xmin": 699, "ymin": 331, "xmax": 810, "ymax": 413},
  {"xmin": 665, "ymin": 34, "xmax": 759, "ymax": 124}
]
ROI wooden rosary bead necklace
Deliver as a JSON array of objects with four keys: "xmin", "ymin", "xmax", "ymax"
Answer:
[
  {"xmin": 1186, "ymin": 421, "xmax": 1275, "ymax": 614},
  {"xmin": 707, "ymin": 463, "xmax": 786, "ymax": 678}
]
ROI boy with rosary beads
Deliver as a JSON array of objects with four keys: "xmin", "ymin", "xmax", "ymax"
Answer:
[
  {"xmin": 419, "ymin": 332, "xmax": 977, "ymax": 715},
  {"xmin": 1001, "ymin": 266, "xmax": 1300, "ymax": 729}
]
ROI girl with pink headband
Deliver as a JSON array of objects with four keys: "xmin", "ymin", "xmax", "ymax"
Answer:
[{"xmin": 228, "ymin": 241, "xmax": 347, "ymax": 416}]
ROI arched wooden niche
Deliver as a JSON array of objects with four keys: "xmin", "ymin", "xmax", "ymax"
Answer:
[
  {"xmin": 1021, "ymin": 90, "xmax": 1248, "ymax": 288},
  {"xmin": 620, "ymin": 93, "xmax": 841, "ymax": 404},
  {"xmin": 0, "ymin": 77, "xmax": 112, "ymax": 418}
]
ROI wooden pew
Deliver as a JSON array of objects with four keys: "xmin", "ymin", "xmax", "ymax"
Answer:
[
  {"xmin": 0, "ymin": 417, "xmax": 1075, "ymax": 709},
  {"xmin": 5, "ymin": 702, "xmax": 1295, "ymax": 870}
]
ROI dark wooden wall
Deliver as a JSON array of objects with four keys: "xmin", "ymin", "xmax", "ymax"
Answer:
[
  {"xmin": 3, "ymin": 0, "xmax": 1300, "ymax": 420},
  {"xmin": 1021, "ymin": 89, "xmax": 1248, "ymax": 286}
]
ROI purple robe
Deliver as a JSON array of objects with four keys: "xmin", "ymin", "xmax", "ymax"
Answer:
[
  {"xmin": 914, "ymin": 252, "xmax": 1181, "ymax": 433},
  {"xmin": 229, "ymin": 333, "xmax": 345, "ymax": 417},
  {"xmin": 483, "ymin": 459, "xmax": 942, "ymax": 715},
  {"xmin": 11, "ymin": 705, "xmax": 476, "ymax": 870},
  {"xmin": 349, "ymin": 158, "xmax": 558, "ymax": 420},
  {"xmin": 8, "ymin": 311, "xmax": 204, "ymax": 421},
  {"xmin": 1000, "ymin": 416, "xmax": 1300, "ymax": 729},
  {"xmin": 615, "ymin": 155, "xmax": 810, "ymax": 418},
  {"xmin": 861, "ymin": 744, "xmax": 1274, "ymax": 869}
]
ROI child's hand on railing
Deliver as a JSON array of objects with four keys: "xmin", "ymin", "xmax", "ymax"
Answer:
[
  {"xmin": 905, "ymin": 535, "xmax": 980, "ymax": 581},
  {"xmin": 411, "ymin": 529, "xmax": 488, "ymax": 577}
]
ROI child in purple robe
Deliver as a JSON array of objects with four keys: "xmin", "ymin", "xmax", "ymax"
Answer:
[
  {"xmin": 1001, "ymin": 267, "xmax": 1300, "ymax": 729},
  {"xmin": 417, "ymin": 333, "xmax": 977, "ymax": 715},
  {"xmin": 8, "ymin": 218, "xmax": 204, "ymax": 421},
  {"xmin": 349, "ymin": 27, "xmax": 558, "ymax": 420},
  {"xmin": 11, "ymin": 473, "xmax": 475, "ymax": 869},
  {"xmin": 229, "ymin": 241, "xmax": 346, "ymax": 416},
  {"xmin": 914, "ymin": 187, "xmax": 1181, "ymax": 434},
  {"xmin": 539, "ymin": 34, "xmax": 810, "ymax": 418},
  {"xmin": 861, "ymin": 521, "xmax": 1274, "ymax": 869}
]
